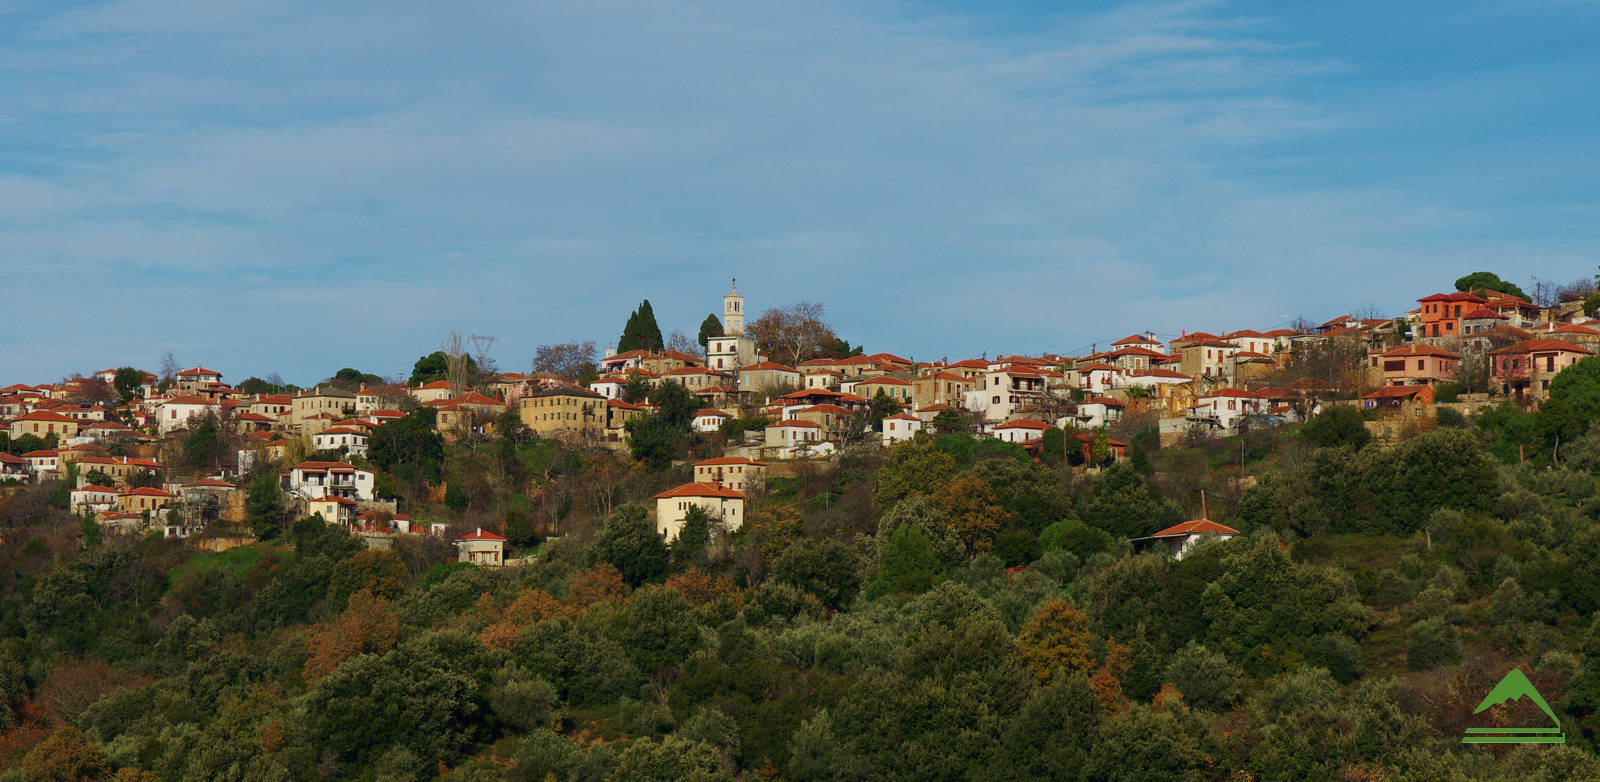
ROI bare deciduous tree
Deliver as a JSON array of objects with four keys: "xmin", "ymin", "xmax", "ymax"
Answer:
[
  {"xmin": 532, "ymin": 341, "xmax": 598, "ymax": 382},
  {"xmin": 443, "ymin": 331, "xmax": 471, "ymax": 396},
  {"xmin": 748, "ymin": 301, "xmax": 838, "ymax": 366},
  {"xmin": 665, "ymin": 329, "xmax": 702, "ymax": 358},
  {"xmin": 159, "ymin": 351, "xmax": 180, "ymax": 387}
]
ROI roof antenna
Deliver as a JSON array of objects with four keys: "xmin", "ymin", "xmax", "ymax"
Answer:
[{"xmin": 1200, "ymin": 490, "xmax": 1209, "ymax": 520}]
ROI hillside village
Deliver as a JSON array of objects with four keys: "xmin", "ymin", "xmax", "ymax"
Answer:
[
  {"xmin": 15, "ymin": 271, "xmax": 1600, "ymax": 779},
  {"xmin": 1, "ymin": 271, "xmax": 1594, "ymax": 559}
]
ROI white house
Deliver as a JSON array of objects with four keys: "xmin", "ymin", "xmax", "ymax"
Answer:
[
  {"xmin": 992, "ymin": 419, "xmax": 1051, "ymax": 444},
  {"xmin": 70, "ymin": 485, "xmax": 118, "ymax": 515},
  {"xmin": 286, "ymin": 461, "xmax": 375, "ymax": 501},
  {"xmin": 312, "ymin": 426, "xmax": 369, "ymax": 456},
  {"xmin": 1141, "ymin": 517, "xmax": 1238, "ymax": 560},
  {"xmin": 964, "ymin": 367, "xmax": 1049, "ymax": 423},
  {"xmin": 1110, "ymin": 333, "xmax": 1165, "ymax": 353},
  {"xmin": 693, "ymin": 408, "xmax": 730, "ymax": 433},
  {"xmin": 23, "ymin": 450, "xmax": 59, "ymax": 479},
  {"xmin": 1073, "ymin": 396, "xmax": 1125, "ymax": 430},
  {"xmin": 455, "ymin": 527, "xmax": 508, "ymax": 566},
  {"xmin": 156, "ymin": 395, "xmax": 220, "ymax": 434},
  {"xmin": 765, "ymin": 419, "xmax": 820, "ymax": 448},
  {"xmin": 1188, "ymin": 388, "xmax": 1266, "ymax": 431},
  {"xmin": 652, "ymin": 482, "xmax": 746, "ymax": 542},
  {"xmin": 1074, "ymin": 363, "xmax": 1119, "ymax": 396},
  {"xmin": 881, "ymin": 412, "xmax": 923, "ymax": 446}
]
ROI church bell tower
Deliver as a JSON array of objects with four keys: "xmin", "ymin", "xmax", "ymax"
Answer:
[{"xmin": 723, "ymin": 279, "xmax": 745, "ymax": 336}]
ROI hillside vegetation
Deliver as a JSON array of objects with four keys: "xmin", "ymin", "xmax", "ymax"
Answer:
[{"xmin": 8, "ymin": 388, "xmax": 1600, "ymax": 779}]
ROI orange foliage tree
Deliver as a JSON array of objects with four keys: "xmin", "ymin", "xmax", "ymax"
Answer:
[
  {"xmin": 1016, "ymin": 600, "xmax": 1095, "ymax": 684},
  {"xmin": 1091, "ymin": 639, "xmax": 1132, "ymax": 716},
  {"xmin": 566, "ymin": 563, "xmax": 630, "ymax": 611},
  {"xmin": 303, "ymin": 589, "xmax": 400, "ymax": 683},
  {"xmin": 930, "ymin": 474, "xmax": 1011, "ymax": 553},
  {"xmin": 665, "ymin": 568, "xmax": 745, "ymax": 608},
  {"xmin": 481, "ymin": 589, "xmax": 565, "ymax": 650}
]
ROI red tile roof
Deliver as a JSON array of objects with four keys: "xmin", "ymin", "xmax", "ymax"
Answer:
[
  {"xmin": 1490, "ymin": 339, "xmax": 1595, "ymax": 356},
  {"xmin": 653, "ymin": 482, "xmax": 746, "ymax": 500},
  {"xmin": 1152, "ymin": 519, "xmax": 1238, "ymax": 538}
]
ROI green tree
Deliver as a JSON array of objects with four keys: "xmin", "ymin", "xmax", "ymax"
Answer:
[
  {"xmin": 931, "ymin": 407, "xmax": 976, "ymax": 435},
  {"xmin": 627, "ymin": 381, "xmax": 697, "ymax": 469},
  {"xmin": 1083, "ymin": 462, "xmax": 1173, "ymax": 538},
  {"xmin": 589, "ymin": 505, "xmax": 671, "ymax": 587},
  {"xmin": 369, "ymin": 408, "xmax": 444, "ymax": 482},
  {"xmin": 875, "ymin": 439, "xmax": 958, "ymax": 511},
  {"xmin": 1162, "ymin": 642, "xmax": 1243, "ymax": 712},
  {"xmin": 246, "ymin": 470, "xmax": 286, "ymax": 540},
  {"xmin": 869, "ymin": 389, "xmax": 902, "ymax": 431},
  {"xmin": 1301, "ymin": 405, "xmax": 1371, "ymax": 449},
  {"xmin": 866, "ymin": 525, "xmax": 942, "ymax": 599},
  {"xmin": 1550, "ymin": 355, "xmax": 1600, "ymax": 427},
  {"xmin": 409, "ymin": 350, "xmax": 450, "ymax": 385},
  {"xmin": 1455, "ymin": 270, "xmax": 1528, "ymax": 300},
  {"xmin": 618, "ymin": 299, "xmax": 665, "ymax": 353},
  {"xmin": 670, "ymin": 504, "xmax": 712, "ymax": 571},
  {"xmin": 111, "ymin": 367, "xmax": 144, "ymax": 403},
  {"xmin": 183, "ymin": 412, "xmax": 225, "ymax": 471},
  {"xmin": 1406, "ymin": 617, "xmax": 1461, "ymax": 670},
  {"xmin": 772, "ymin": 537, "xmax": 861, "ymax": 611},
  {"xmin": 697, "ymin": 313, "xmax": 723, "ymax": 349}
]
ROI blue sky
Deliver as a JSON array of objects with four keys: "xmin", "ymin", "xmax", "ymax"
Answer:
[{"xmin": 2, "ymin": 0, "xmax": 1597, "ymax": 384}]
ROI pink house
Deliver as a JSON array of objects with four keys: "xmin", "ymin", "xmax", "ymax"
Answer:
[{"xmin": 1369, "ymin": 344, "xmax": 1459, "ymax": 386}]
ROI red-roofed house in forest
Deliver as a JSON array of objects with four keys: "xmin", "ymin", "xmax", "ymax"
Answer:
[
  {"xmin": 1134, "ymin": 497, "xmax": 1238, "ymax": 560},
  {"xmin": 455, "ymin": 527, "xmax": 507, "ymax": 566},
  {"xmin": 652, "ymin": 482, "xmax": 746, "ymax": 541}
]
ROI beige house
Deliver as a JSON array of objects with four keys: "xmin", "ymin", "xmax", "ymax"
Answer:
[
  {"xmin": 455, "ymin": 527, "xmax": 508, "ymax": 566},
  {"xmin": 653, "ymin": 482, "xmax": 745, "ymax": 541},
  {"xmin": 409, "ymin": 380, "xmax": 455, "ymax": 403},
  {"xmin": 430, "ymin": 392, "xmax": 506, "ymax": 443},
  {"xmin": 692, "ymin": 456, "xmax": 766, "ymax": 493},
  {"xmin": 738, "ymin": 361, "xmax": 802, "ymax": 394},
  {"xmin": 291, "ymin": 386, "xmax": 357, "ymax": 429},
  {"xmin": 249, "ymin": 394, "xmax": 294, "ymax": 421},
  {"xmin": 849, "ymin": 376, "xmax": 914, "ymax": 403},
  {"xmin": 912, "ymin": 372, "xmax": 976, "ymax": 409},
  {"xmin": 661, "ymin": 367, "xmax": 723, "ymax": 391},
  {"xmin": 8, "ymin": 411, "xmax": 80, "ymax": 441},
  {"xmin": 117, "ymin": 487, "xmax": 175, "ymax": 514},
  {"xmin": 519, "ymin": 386, "xmax": 608, "ymax": 438},
  {"xmin": 73, "ymin": 455, "xmax": 164, "ymax": 487},
  {"xmin": 307, "ymin": 495, "xmax": 357, "ymax": 525},
  {"xmin": 881, "ymin": 412, "xmax": 923, "ymax": 446}
]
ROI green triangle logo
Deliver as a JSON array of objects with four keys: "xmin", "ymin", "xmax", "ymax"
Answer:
[{"xmin": 1462, "ymin": 668, "xmax": 1565, "ymax": 744}]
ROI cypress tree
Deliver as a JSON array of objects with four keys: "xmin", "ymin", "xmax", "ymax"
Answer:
[
  {"xmin": 618, "ymin": 300, "xmax": 664, "ymax": 353},
  {"xmin": 636, "ymin": 300, "xmax": 664, "ymax": 351},
  {"xmin": 697, "ymin": 314, "xmax": 723, "ymax": 349}
]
